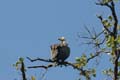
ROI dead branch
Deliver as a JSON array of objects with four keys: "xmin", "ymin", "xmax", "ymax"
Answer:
[
  {"xmin": 26, "ymin": 57, "xmax": 54, "ymax": 63},
  {"xmin": 28, "ymin": 64, "xmax": 53, "ymax": 69}
]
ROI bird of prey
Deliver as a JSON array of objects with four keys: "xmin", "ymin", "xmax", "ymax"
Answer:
[{"xmin": 50, "ymin": 37, "xmax": 70, "ymax": 63}]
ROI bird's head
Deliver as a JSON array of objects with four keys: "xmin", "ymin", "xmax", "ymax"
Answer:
[
  {"xmin": 58, "ymin": 37, "xmax": 68, "ymax": 46},
  {"xmin": 58, "ymin": 36, "xmax": 66, "ymax": 41}
]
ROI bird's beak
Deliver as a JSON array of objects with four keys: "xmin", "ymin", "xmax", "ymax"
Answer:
[{"xmin": 58, "ymin": 37, "xmax": 66, "ymax": 41}]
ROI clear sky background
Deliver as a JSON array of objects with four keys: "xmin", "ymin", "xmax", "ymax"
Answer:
[{"xmin": 0, "ymin": 0, "xmax": 118, "ymax": 80}]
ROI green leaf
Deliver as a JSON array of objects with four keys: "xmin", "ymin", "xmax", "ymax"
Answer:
[
  {"xmin": 108, "ymin": 16, "xmax": 112, "ymax": 21},
  {"xmin": 19, "ymin": 57, "xmax": 24, "ymax": 62},
  {"xmin": 103, "ymin": 0, "xmax": 112, "ymax": 4},
  {"xmin": 90, "ymin": 53, "xmax": 94, "ymax": 57},
  {"xmin": 118, "ymin": 71, "xmax": 120, "ymax": 76},
  {"xmin": 102, "ymin": 70, "xmax": 107, "ymax": 74},
  {"xmin": 75, "ymin": 54, "xmax": 87, "ymax": 67},
  {"xmin": 117, "ymin": 35, "xmax": 120, "ymax": 43},
  {"xmin": 75, "ymin": 57, "xmax": 81, "ymax": 62},
  {"xmin": 106, "ymin": 36, "xmax": 114, "ymax": 47},
  {"xmin": 93, "ymin": 74, "xmax": 96, "ymax": 77},
  {"xmin": 13, "ymin": 61, "xmax": 21, "ymax": 70},
  {"xmin": 107, "ymin": 23, "xmax": 112, "ymax": 27},
  {"xmin": 31, "ymin": 76, "xmax": 36, "ymax": 80},
  {"xmin": 102, "ymin": 20, "xmax": 111, "ymax": 28},
  {"xmin": 117, "ymin": 25, "xmax": 120, "ymax": 30},
  {"xmin": 102, "ymin": 20, "xmax": 108, "ymax": 25},
  {"xmin": 118, "ymin": 62, "xmax": 120, "ymax": 67}
]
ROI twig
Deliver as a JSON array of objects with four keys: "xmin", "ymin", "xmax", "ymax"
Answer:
[
  {"xmin": 84, "ymin": 25, "xmax": 93, "ymax": 38},
  {"xmin": 87, "ymin": 51, "xmax": 101, "ymax": 63},
  {"xmin": 41, "ymin": 69, "xmax": 48, "ymax": 80},
  {"xmin": 97, "ymin": 15, "xmax": 113, "ymax": 36},
  {"xmin": 28, "ymin": 64, "xmax": 53, "ymax": 69},
  {"xmin": 26, "ymin": 57, "xmax": 53, "ymax": 63},
  {"xmin": 87, "ymin": 50, "xmax": 111, "ymax": 63}
]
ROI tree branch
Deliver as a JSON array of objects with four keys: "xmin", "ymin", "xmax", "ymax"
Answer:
[
  {"xmin": 27, "ymin": 57, "xmax": 91, "ymax": 79},
  {"xmin": 97, "ymin": 15, "xmax": 113, "ymax": 36},
  {"xmin": 27, "ymin": 57, "xmax": 81, "ymax": 70},
  {"xmin": 96, "ymin": 0, "xmax": 118, "ymax": 37},
  {"xmin": 96, "ymin": 1, "xmax": 119, "ymax": 80},
  {"xmin": 21, "ymin": 61, "xmax": 27, "ymax": 80},
  {"xmin": 110, "ymin": 1, "xmax": 118, "ymax": 38},
  {"xmin": 28, "ymin": 64, "xmax": 53, "ymax": 69},
  {"xmin": 26, "ymin": 57, "xmax": 54, "ymax": 63},
  {"xmin": 87, "ymin": 50, "xmax": 110, "ymax": 63}
]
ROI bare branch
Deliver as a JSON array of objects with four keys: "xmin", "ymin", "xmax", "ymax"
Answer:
[
  {"xmin": 84, "ymin": 25, "xmax": 93, "ymax": 38},
  {"xmin": 96, "ymin": 30, "xmax": 104, "ymax": 38},
  {"xmin": 78, "ymin": 30, "xmax": 104, "ymax": 40},
  {"xmin": 26, "ymin": 57, "xmax": 54, "ymax": 63},
  {"xmin": 87, "ymin": 51, "xmax": 101, "ymax": 63},
  {"xmin": 87, "ymin": 50, "xmax": 110, "ymax": 63},
  {"xmin": 78, "ymin": 36, "xmax": 94, "ymax": 40},
  {"xmin": 28, "ymin": 64, "xmax": 53, "ymax": 69}
]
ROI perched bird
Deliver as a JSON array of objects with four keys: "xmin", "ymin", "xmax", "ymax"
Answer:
[{"xmin": 50, "ymin": 37, "xmax": 70, "ymax": 63}]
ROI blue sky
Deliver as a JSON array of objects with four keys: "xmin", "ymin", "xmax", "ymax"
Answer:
[{"xmin": 0, "ymin": 0, "xmax": 116, "ymax": 80}]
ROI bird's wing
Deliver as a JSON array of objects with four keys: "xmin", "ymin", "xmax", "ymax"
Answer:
[
  {"xmin": 57, "ymin": 45, "xmax": 70, "ymax": 61},
  {"xmin": 65, "ymin": 46, "xmax": 70, "ymax": 55},
  {"xmin": 50, "ymin": 44, "xmax": 59, "ymax": 61}
]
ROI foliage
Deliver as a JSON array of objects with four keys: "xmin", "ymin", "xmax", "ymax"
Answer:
[
  {"xmin": 75, "ymin": 54, "xmax": 87, "ymax": 68},
  {"xmin": 13, "ymin": 57, "xmax": 24, "ymax": 70},
  {"xmin": 14, "ymin": 57, "xmax": 36, "ymax": 80}
]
